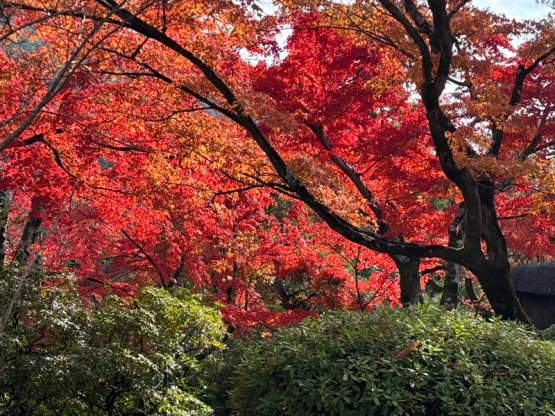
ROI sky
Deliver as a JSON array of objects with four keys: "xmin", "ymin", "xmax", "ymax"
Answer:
[{"xmin": 473, "ymin": 0, "xmax": 550, "ymax": 19}]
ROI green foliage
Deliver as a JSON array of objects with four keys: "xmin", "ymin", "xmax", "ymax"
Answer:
[
  {"xmin": 229, "ymin": 304, "xmax": 555, "ymax": 416},
  {"xmin": 542, "ymin": 324, "xmax": 555, "ymax": 341},
  {"xmin": 199, "ymin": 345, "xmax": 238, "ymax": 416},
  {"xmin": 0, "ymin": 267, "xmax": 225, "ymax": 415}
]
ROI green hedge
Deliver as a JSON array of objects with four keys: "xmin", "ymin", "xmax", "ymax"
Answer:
[{"xmin": 229, "ymin": 305, "xmax": 555, "ymax": 416}]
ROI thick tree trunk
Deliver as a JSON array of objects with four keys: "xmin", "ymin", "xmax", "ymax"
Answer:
[
  {"xmin": 392, "ymin": 255, "xmax": 421, "ymax": 306},
  {"xmin": 474, "ymin": 263, "xmax": 529, "ymax": 322},
  {"xmin": 465, "ymin": 186, "xmax": 532, "ymax": 325}
]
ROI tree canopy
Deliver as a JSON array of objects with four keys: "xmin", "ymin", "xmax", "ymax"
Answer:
[{"xmin": 1, "ymin": 0, "xmax": 555, "ymax": 328}]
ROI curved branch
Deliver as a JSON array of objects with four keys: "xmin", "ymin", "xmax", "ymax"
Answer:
[
  {"xmin": 305, "ymin": 123, "xmax": 381, "ymax": 218},
  {"xmin": 92, "ymin": 0, "xmax": 475, "ymax": 264}
]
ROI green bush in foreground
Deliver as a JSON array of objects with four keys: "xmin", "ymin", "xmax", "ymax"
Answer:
[
  {"xmin": 542, "ymin": 324, "xmax": 555, "ymax": 341},
  {"xmin": 229, "ymin": 304, "xmax": 555, "ymax": 416},
  {"xmin": 0, "ymin": 268, "xmax": 225, "ymax": 415}
]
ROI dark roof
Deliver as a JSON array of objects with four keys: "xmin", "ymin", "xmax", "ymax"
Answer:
[{"xmin": 511, "ymin": 262, "xmax": 555, "ymax": 296}]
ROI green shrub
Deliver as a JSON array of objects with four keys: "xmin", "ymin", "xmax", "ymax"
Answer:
[
  {"xmin": 0, "ymin": 268, "xmax": 225, "ymax": 415},
  {"xmin": 542, "ymin": 324, "xmax": 555, "ymax": 341},
  {"xmin": 229, "ymin": 304, "xmax": 555, "ymax": 415}
]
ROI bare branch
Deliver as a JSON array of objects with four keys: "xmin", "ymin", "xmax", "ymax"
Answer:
[{"xmin": 121, "ymin": 229, "xmax": 166, "ymax": 288}]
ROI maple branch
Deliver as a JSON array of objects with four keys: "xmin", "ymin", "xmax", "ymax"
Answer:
[
  {"xmin": 402, "ymin": 0, "xmax": 434, "ymax": 35},
  {"xmin": 86, "ymin": 278, "xmax": 130, "ymax": 293},
  {"xmin": 497, "ymin": 213, "xmax": 530, "ymax": 220},
  {"xmin": 3, "ymin": 2, "xmax": 128, "ymax": 26},
  {"xmin": 511, "ymin": 44, "xmax": 555, "ymax": 106},
  {"xmin": 337, "ymin": 11, "xmax": 416, "ymax": 59},
  {"xmin": 447, "ymin": 76, "xmax": 472, "ymax": 90},
  {"xmin": 419, "ymin": 265, "xmax": 445, "ymax": 277},
  {"xmin": 111, "ymin": 107, "xmax": 208, "ymax": 122},
  {"xmin": 112, "ymin": 63, "xmax": 245, "ymax": 126},
  {"xmin": 427, "ymin": 0, "xmax": 453, "ymax": 96},
  {"xmin": 0, "ymin": 12, "xmax": 54, "ymax": 42},
  {"xmin": 192, "ymin": 150, "xmax": 300, "ymax": 200},
  {"xmin": 240, "ymin": 173, "xmax": 301, "ymax": 201},
  {"xmin": 263, "ymin": 22, "xmax": 417, "ymax": 60},
  {"xmin": 519, "ymin": 132, "xmax": 543, "ymax": 160},
  {"xmin": 41, "ymin": 111, "xmax": 152, "ymax": 152},
  {"xmin": 213, "ymin": 185, "xmax": 265, "ymax": 197},
  {"xmin": 305, "ymin": 123, "xmax": 382, "ymax": 218},
  {"xmin": 20, "ymin": 136, "xmax": 133, "ymax": 196},
  {"xmin": 496, "ymin": 109, "xmax": 551, "ymax": 191},
  {"xmin": 378, "ymin": 0, "xmax": 432, "ymax": 82},
  {"xmin": 0, "ymin": 1, "xmax": 129, "ymax": 153},
  {"xmin": 91, "ymin": 0, "xmax": 482, "ymax": 266},
  {"xmin": 426, "ymin": 277, "xmax": 444, "ymax": 292},
  {"xmin": 20, "ymin": 134, "xmax": 79, "ymax": 180},
  {"xmin": 0, "ymin": 99, "xmax": 33, "ymax": 130},
  {"xmin": 516, "ymin": 105, "xmax": 552, "ymax": 159},
  {"xmin": 490, "ymin": 45, "xmax": 555, "ymax": 158},
  {"xmin": 121, "ymin": 229, "xmax": 166, "ymax": 289},
  {"xmin": 532, "ymin": 140, "xmax": 555, "ymax": 153},
  {"xmin": 447, "ymin": 0, "xmax": 470, "ymax": 19}
]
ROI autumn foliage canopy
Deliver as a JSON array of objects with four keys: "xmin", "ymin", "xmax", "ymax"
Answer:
[{"xmin": 1, "ymin": 0, "xmax": 555, "ymax": 329}]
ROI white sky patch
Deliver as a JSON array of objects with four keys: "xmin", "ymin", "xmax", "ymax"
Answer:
[{"xmin": 473, "ymin": 0, "xmax": 550, "ymax": 19}]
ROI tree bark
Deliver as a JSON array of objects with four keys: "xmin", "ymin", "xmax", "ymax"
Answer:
[
  {"xmin": 392, "ymin": 255, "xmax": 421, "ymax": 306},
  {"xmin": 465, "ymin": 277, "xmax": 478, "ymax": 301},
  {"xmin": 475, "ymin": 263, "xmax": 528, "ymax": 322},
  {"xmin": 440, "ymin": 203, "xmax": 465, "ymax": 310},
  {"xmin": 0, "ymin": 190, "xmax": 12, "ymax": 266},
  {"xmin": 462, "ymin": 185, "xmax": 531, "ymax": 324},
  {"xmin": 12, "ymin": 202, "xmax": 43, "ymax": 267},
  {"xmin": 441, "ymin": 262, "xmax": 460, "ymax": 310}
]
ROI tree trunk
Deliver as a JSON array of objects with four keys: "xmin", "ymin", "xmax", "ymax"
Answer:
[
  {"xmin": 473, "ymin": 262, "xmax": 529, "ymax": 323},
  {"xmin": 392, "ymin": 255, "xmax": 421, "ymax": 306},
  {"xmin": 12, "ymin": 204, "xmax": 43, "ymax": 267},
  {"xmin": 466, "ymin": 185, "xmax": 532, "ymax": 325},
  {"xmin": 465, "ymin": 277, "xmax": 478, "ymax": 301},
  {"xmin": 440, "ymin": 203, "xmax": 465, "ymax": 310},
  {"xmin": 441, "ymin": 262, "xmax": 460, "ymax": 310},
  {"xmin": 0, "ymin": 190, "xmax": 12, "ymax": 266},
  {"xmin": 273, "ymin": 278, "xmax": 311, "ymax": 311}
]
